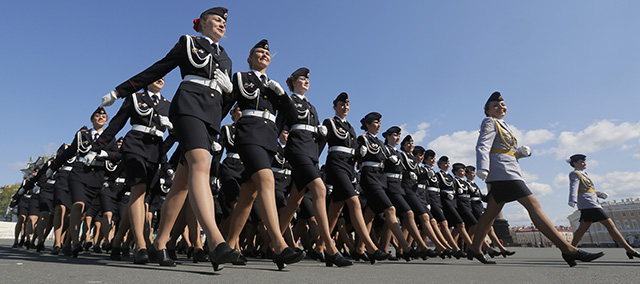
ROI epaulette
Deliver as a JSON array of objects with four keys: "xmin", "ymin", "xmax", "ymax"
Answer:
[{"xmin": 79, "ymin": 126, "xmax": 89, "ymax": 132}]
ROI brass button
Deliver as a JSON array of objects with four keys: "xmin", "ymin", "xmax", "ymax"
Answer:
[
  {"xmin": 264, "ymin": 121, "xmax": 267, "ymax": 124},
  {"xmin": 211, "ymin": 93, "xmax": 215, "ymax": 97},
  {"xmin": 263, "ymin": 96, "xmax": 267, "ymax": 99},
  {"xmin": 216, "ymin": 63, "xmax": 219, "ymax": 67},
  {"xmin": 154, "ymin": 114, "xmax": 158, "ymax": 117}
]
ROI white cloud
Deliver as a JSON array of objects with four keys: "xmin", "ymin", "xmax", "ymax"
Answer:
[
  {"xmin": 545, "ymin": 120, "xmax": 640, "ymax": 159},
  {"xmin": 527, "ymin": 182, "xmax": 554, "ymax": 197},
  {"xmin": 521, "ymin": 170, "xmax": 539, "ymax": 182},
  {"xmin": 598, "ymin": 171, "xmax": 640, "ymax": 198},
  {"xmin": 9, "ymin": 161, "xmax": 27, "ymax": 170},
  {"xmin": 426, "ymin": 130, "xmax": 478, "ymax": 166},
  {"xmin": 400, "ymin": 122, "xmax": 430, "ymax": 144},
  {"xmin": 553, "ymin": 173, "xmax": 567, "ymax": 188},
  {"xmin": 43, "ymin": 142, "xmax": 57, "ymax": 154},
  {"xmin": 511, "ymin": 128, "xmax": 555, "ymax": 146}
]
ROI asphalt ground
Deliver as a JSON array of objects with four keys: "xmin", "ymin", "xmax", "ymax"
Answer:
[{"xmin": 0, "ymin": 239, "xmax": 638, "ymax": 284}]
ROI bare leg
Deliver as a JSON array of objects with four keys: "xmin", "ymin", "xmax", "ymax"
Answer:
[
  {"xmin": 518, "ymin": 195, "xmax": 576, "ymax": 254},
  {"xmin": 600, "ymin": 219, "xmax": 635, "ymax": 252},
  {"xmin": 439, "ymin": 220, "xmax": 460, "ymax": 250},
  {"xmin": 571, "ymin": 221, "xmax": 592, "ymax": 247},
  {"xmin": 418, "ymin": 214, "xmax": 447, "ymax": 251},
  {"xmin": 53, "ymin": 205, "xmax": 66, "ymax": 247},
  {"xmin": 153, "ymin": 163, "xmax": 189, "ymax": 250},
  {"xmin": 68, "ymin": 202, "xmax": 85, "ymax": 246},
  {"xmin": 128, "ymin": 183, "xmax": 148, "ymax": 250}
]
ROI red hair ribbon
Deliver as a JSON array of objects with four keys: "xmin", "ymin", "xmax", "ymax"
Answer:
[{"xmin": 192, "ymin": 18, "xmax": 200, "ymax": 32}]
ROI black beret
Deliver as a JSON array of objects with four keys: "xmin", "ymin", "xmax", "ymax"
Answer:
[
  {"xmin": 465, "ymin": 165, "xmax": 476, "ymax": 172},
  {"xmin": 91, "ymin": 107, "xmax": 106, "ymax": 120},
  {"xmin": 333, "ymin": 92, "xmax": 349, "ymax": 106},
  {"xmin": 452, "ymin": 163, "xmax": 466, "ymax": 172},
  {"xmin": 253, "ymin": 39, "xmax": 269, "ymax": 51},
  {"xmin": 201, "ymin": 7, "xmax": 228, "ymax": 20},
  {"xmin": 360, "ymin": 112, "xmax": 381, "ymax": 131},
  {"xmin": 401, "ymin": 135, "xmax": 413, "ymax": 145},
  {"xmin": 382, "ymin": 126, "xmax": 401, "ymax": 138},
  {"xmin": 413, "ymin": 146, "xmax": 425, "ymax": 156},
  {"xmin": 291, "ymin": 67, "xmax": 309, "ymax": 78},
  {"xmin": 438, "ymin": 156, "xmax": 449, "ymax": 164},
  {"xmin": 567, "ymin": 154, "xmax": 586, "ymax": 166},
  {"xmin": 425, "ymin": 149, "xmax": 436, "ymax": 158}
]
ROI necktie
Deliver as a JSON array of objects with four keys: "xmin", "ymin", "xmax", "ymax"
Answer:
[
  {"xmin": 212, "ymin": 43, "xmax": 220, "ymax": 56},
  {"xmin": 260, "ymin": 74, "xmax": 267, "ymax": 85},
  {"xmin": 93, "ymin": 133, "xmax": 99, "ymax": 141},
  {"xmin": 152, "ymin": 95, "xmax": 159, "ymax": 105}
]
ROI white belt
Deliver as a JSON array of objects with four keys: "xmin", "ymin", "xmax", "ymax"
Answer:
[
  {"xmin": 47, "ymin": 179, "xmax": 56, "ymax": 184},
  {"xmin": 291, "ymin": 124, "xmax": 317, "ymax": 133},
  {"xmin": 242, "ymin": 109, "xmax": 276, "ymax": 123},
  {"xmin": 271, "ymin": 168, "xmax": 292, "ymax": 176},
  {"xmin": 471, "ymin": 197, "xmax": 482, "ymax": 201},
  {"xmin": 427, "ymin": 187, "xmax": 440, "ymax": 193},
  {"xmin": 226, "ymin": 152, "xmax": 240, "ymax": 159},
  {"xmin": 329, "ymin": 146, "xmax": 355, "ymax": 155},
  {"xmin": 417, "ymin": 184, "xmax": 426, "ymax": 189},
  {"xmin": 441, "ymin": 190, "xmax": 454, "ymax": 194},
  {"xmin": 458, "ymin": 194, "xmax": 470, "ymax": 198},
  {"xmin": 62, "ymin": 166, "xmax": 73, "ymax": 171},
  {"xmin": 183, "ymin": 75, "xmax": 222, "ymax": 94},
  {"xmin": 77, "ymin": 156, "xmax": 103, "ymax": 167},
  {"xmin": 131, "ymin": 124, "xmax": 164, "ymax": 137},
  {"xmin": 115, "ymin": 178, "xmax": 126, "ymax": 183},
  {"xmin": 362, "ymin": 161, "xmax": 383, "ymax": 168},
  {"xmin": 385, "ymin": 173, "xmax": 402, "ymax": 179}
]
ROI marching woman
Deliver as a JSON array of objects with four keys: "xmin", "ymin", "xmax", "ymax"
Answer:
[
  {"xmin": 324, "ymin": 93, "xmax": 389, "ymax": 264},
  {"xmin": 398, "ymin": 137, "xmax": 450, "ymax": 256},
  {"xmin": 468, "ymin": 91, "xmax": 604, "ymax": 266},
  {"xmin": 50, "ymin": 144, "xmax": 74, "ymax": 255},
  {"xmin": 89, "ymin": 78, "xmax": 173, "ymax": 265},
  {"xmin": 566, "ymin": 154, "xmax": 640, "ymax": 259},
  {"xmin": 381, "ymin": 126, "xmax": 432, "ymax": 259},
  {"xmin": 437, "ymin": 160, "xmax": 473, "ymax": 253},
  {"xmin": 100, "ymin": 7, "xmax": 240, "ymax": 271},
  {"xmin": 357, "ymin": 112, "xmax": 417, "ymax": 261},
  {"xmin": 277, "ymin": 68, "xmax": 352, "ymax": 267},
  {"xmin": 224, "ymin": 40, "xmax": 305, "ymax": 270}
]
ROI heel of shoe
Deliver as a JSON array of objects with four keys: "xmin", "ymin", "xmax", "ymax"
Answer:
[{"xmin": 563, "ymin": 255, "xmax": 577, "ymax": 267}]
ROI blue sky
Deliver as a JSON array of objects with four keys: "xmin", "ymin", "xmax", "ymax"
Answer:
[{"xmin": 2, "ymin": 1, "xmax": 640, "ymax": 226}]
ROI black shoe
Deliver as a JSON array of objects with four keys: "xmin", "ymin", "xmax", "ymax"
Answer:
[
  {"xmin": 414, "ymin": 249, "xmax": 430, "ymax": 260},
  {"xmin": 51, "ymin": 246, "xmax": 60, "ymax": 255},
  {"xmin": 452, "ymin": 249, "xmax": 466, "ymax": 260},
  {"xmin": 71, "ymin": 243, "xmax": 83, "ymax": 258},
  {"xmin": 133, "ymin": 249, "xmax": 150, "ymax": 264},
  {"xmin": 148, "ymin": 245, "xmax": 158, "ymax": 262},
  {"xmin": 308, "ymin": 249, "xmax": 325, "ymax": 262},
  {"xmin": 11, "ymin": 242, "xmax": 19, "ymax": 249},
  {"xmin": 93, "ymin": 245, "xmax": 103, "ymax": 254},
  {"xmin": 562, "ymin": 250, "xmax": 604, "ymax": 267},
  {"xmin": 110, "ymin": 247, "xmax": 122, "ymax": 261},
  {"xmin": 83, "ymin": 241, "xmax": 93, "ymax": 251},
  {"xmin": 121, "ymin": 247, "xmax": 131, "ymax": 258},
  {"xmin": 18, "ymin": 239, "xmax": 25, "ymax": 247},
  {"xmin": 232, "ymin": 254, "xmax": 247, "ymax": 265},
  {"xmin": 273, "ymin": 247, "xmax": 305, "ymax": 270},
  {"xmin": 325, "ymin": 251, "xmax": 353, "ymax": 267},
  {"xmin": 25, "ymin": 240, "xmax": 31, "ymax": 250},
  {"xmin": 62, "ymin": 245, "xmax": 72, "ymax": 256},
  {"xmin": 353, "ymin": 251, "xmax": 369, "ymax": 262},
  {"xmin": 156, "ymin": 248, "xmax": 176, "ymax": 267},
  {"xmin": 193, "ymin": 248, "xmax": 209, "ymax": 263},
  {"xmin": 466, "ymin": 249, "xmax": 496, "ymax": 264},
  {"xmin": 401, "ymin": 248, "xmax": 416, "ymax": 262},
  {"xmin": 36, "ymin": 241, "xmax": 45, "ymax": 252},
  {"xmin": 439, "ymin": 249, "xmax": 451, "ymax": 260},
  {"xmin": 501, "ymin": 250, "xmax": 516, "ymax": 258},
  {"xmin": 387, "ymin": 253, "xmax": 399, "ymax": 261},
  {"xmin": 186, "ymin": 246, "xmax": 194, "ymax": 259},
  {"xmin": 209, "ymin": 243, "xmax": 241, "ymax": 272},
  {"xmin": 104, "ymin": 242, "xmax": 111, "ymax": 253},
  {"xmin": 167, "ymin": 248, "xmax": 178, "ymax": 260},
  {"xmin": 366, "ymin": 249, "xmax": 389, "ymax": 265},
  {"xmin": 426, "ymin": 249, "xmax": 440, "ymax": 258},
  {"xmin": 627, "ymin": 251, "xmax": 640, "ymax": 259}
]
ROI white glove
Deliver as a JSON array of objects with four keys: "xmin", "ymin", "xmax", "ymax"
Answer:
[
  {"xmin": 477, "ymin": 169, "xmax": 489, "ymax": 180},
  {"xmin": 97, "ymin": 150, "xmax": 108, "ymax": 158},
  {"xmin": 359, "ymin": 146, "xmax": 367, "ymax": 157},
  {"xmin": 267, "ymin": 80, "xmax": 285, "ymax": 96},
  {"xmin": 83, "ymin": 151, "xmax": 98, "ymax": 166},
  {"xmin": 447, "ymin": 193, "xmax": 454, "ymax": 200},
  {"xmin": 317, "ymin": 125, "xmax": 328, "ymax": 137},
  {"xmin": 389, "ymin": 155, "xmax": 399, "ymax": 164},
  {"xmin": 167, "ymin": 168, "xmax": 175, "ymax": 177},
  {"xmin": 45, "ymin": 168, "xmax": 54, "ymax": 178},
  {"xmin": 568, "ymin": 201, "xmax": 576, "ymax": 208},
  {"xmin": 410, "ymin": 172, "xmax": 418, "ymax": 180},
  {"xmin": 214, "ymin": 69, "xmax": 233, "ymax": 94},
  {"xmin": 18, "ymin": 187, "xmax": 26, "ymax": 195},
  {"xmin": 103, "ymin": 182, "xmax": 110, "ymax": 189},
  {"xmin": 597, "ymin": 192, "xmax": 609, "ymax": 199},
  {"xmin": 516, "ymin": 146, "xmax": 531, "ymax": 159},
  {"xmin": 159, "ymin": 116, "xmax": 173, "ymax": 130},
  {"xmin": 211, "ymin": 141, "xmax": 222, "ymax": 153},
  {"xmin": 32, "ymin": 186, "xmax": 40, "ymax": 195},
  {"xmin": 101, "ymin": 91, "xmax": 118, "ymax": 107}
]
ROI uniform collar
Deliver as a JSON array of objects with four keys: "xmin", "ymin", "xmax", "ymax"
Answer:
[
  {"xmin": 201, "ymin": 35, "xmax": 216, "ymax": 45},
  {"xmin": 147, "ymin": 90, "xmax": 161, "ymax": 100},
  {"xmin": 251, "ymin": 70, "xmax": 267, "ymax": 81},
  {"xmin": 334, "ymin": 115, "xmax": 347, "ymax": 123},
  {"xmin": 90, "ymin": 128, "xmax": 103, "ymax": 137},
  {"xmin": 292, "ymin": 93, "xmax": 307, "ymax": 101}
]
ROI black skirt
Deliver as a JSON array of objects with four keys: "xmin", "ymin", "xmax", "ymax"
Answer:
[
  {"xmin": 238, "ymin": 144, "xmax": 274, "ymax": 183},
  {"xmin": 289, "ymin": 155, "xmax": 321, "ymax": 191},
  {"xmin": 487, "ymin": 180, "xmax": 532, "ymax": 203},
  {"xmin": 172, "ymin": 114, "xmax": 217, "ymax": 154},
  {"xmin": 580, "ymin": 208, "xmax": 609, "ymax": 222}
]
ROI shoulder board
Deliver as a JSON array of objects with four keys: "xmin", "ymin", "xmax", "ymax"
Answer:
[
  {"xmin": 163, "ymin": 98, "xmax": 170, "ymax": 102},
  {"xmin": 79, "ymin": 126, "xmax": 89, "ymax": 132}
]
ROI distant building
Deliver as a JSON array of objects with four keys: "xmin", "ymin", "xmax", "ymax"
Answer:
[
  {"xmin": 567, "ymin": 198, "xmax": 640, "ymax": 247},
  {"xmin": 513, "ymin": 226, "xmax": 573, "ymax": 247}
]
